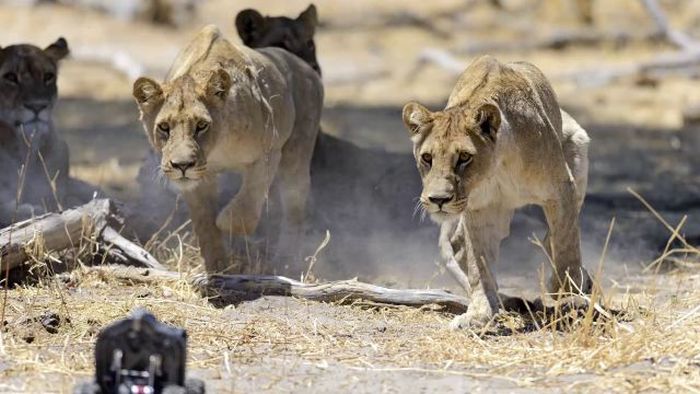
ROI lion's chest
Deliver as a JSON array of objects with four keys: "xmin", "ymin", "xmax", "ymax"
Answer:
[
  {"xmin": 466, "ymin": 123, "xmax": 547, "ymax": 211},
  {"xmin": 467, "ymin": 168, "xmax": 539, "ymax": 211},
  {"xmin": 206, "ymin": 132, "xmax": 269, "ymax": 172}
]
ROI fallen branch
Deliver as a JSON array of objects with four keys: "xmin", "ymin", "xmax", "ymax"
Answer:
[
  {"xmin": 641, "ymin": 0, "xmax": 700, "ymax": 52},
  {"xmin": 556, "ymin": 0, "xmax": 700, "ymax": 87},
  {"xmin": 84, "ymin": 265, "xmax": 471, "ymax": 314},
  {"xmin": 0, "ymin": 199, "xmax": 164, "ymax": 272},
  {"xmin": 415, "ymin": 0, "xmax": 700, "ymax": 87},
  {"xmin": 83, "ymin": 265, "xmax": 544, "ymax": 316},
  {"xmin": 554, "ymin": 51, "xmax": 700, "ymax": 87}
]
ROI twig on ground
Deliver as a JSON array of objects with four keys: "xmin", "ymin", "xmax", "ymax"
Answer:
[{"xmin": 302, "ymin": 230, "xmax": 331, "ymax": 283}]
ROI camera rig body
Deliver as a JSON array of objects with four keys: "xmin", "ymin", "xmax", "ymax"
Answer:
[{"xmin": 74, "ymin": 309, "xmax": 205, "ymax": 394}]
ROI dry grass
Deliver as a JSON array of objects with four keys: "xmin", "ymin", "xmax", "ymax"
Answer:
[
  {"xmin": 0, "ymin": 132, "xmax": 698, "ymax": 392},
  {"xmin": 0, "ymin": 161, "xmax": 698, "ymax": 393},
  {"xmin": 1, "ymin": 264, "xmax": 700, "ymax": 392},
  {"xmin": 1, "ymin": 215, "xmax": 700, "ymax": 393}
]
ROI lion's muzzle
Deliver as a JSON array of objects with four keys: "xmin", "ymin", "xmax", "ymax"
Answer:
[
  {"xmin": 170, "ymin": 159, "xmax": 196, "ymax": 176},
  {"xmin": 427, "ymin": 193, "xmax": 454, "ymax": 209}
]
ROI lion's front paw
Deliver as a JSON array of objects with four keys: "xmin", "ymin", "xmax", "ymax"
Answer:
[
  {"xmin": 449, "ymin": 290, "xmax": 499, "ymax": 330},
  {"xmin": 449, "ymin": 308, "xmax": 495, "ymax": 330},
  {"xmin": 216, "ymin": 202, "xmax": 260, "ymax": 236}
]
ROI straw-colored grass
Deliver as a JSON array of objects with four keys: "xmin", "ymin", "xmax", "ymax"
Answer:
[
  {"xmin": 1, "ymin": 194, "xmax": 700, "ymax": 392},
  {"xmin": 2, "ymin": 250, "xmax": 700, "ymax": 392}
]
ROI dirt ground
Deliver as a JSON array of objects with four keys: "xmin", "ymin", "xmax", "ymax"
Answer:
[{"xmin": 1, "ymin": 0, "xmax": 700, "ymax": 392}]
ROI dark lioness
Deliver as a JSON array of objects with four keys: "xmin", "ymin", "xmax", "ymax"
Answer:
[
  {"xmin": 403, "ymin": 55, "xmax": 591, "ymax": 329},
  {"xmin": 0, "ymin": 38, "xmax": 96, "ymax": 226},
  {"xmin": 236, "ymin": 4, "xmax": 320, "ymax": 75}
]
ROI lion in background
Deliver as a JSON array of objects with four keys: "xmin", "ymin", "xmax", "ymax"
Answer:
[
  {"xmin": 236, "ymin": 4, "xmax": 321, "ymax": 75},
  {"xmin": 133, "ymin": 25, "xmax": 323, "ymax": 274},
  {"xmin": 132, "ymin": 5, "xmax": 322, "ymax": 263},
  {"xmin": 403, "ymin": 55, "xmax": 591, "ymax": 329},
  {"xmin": 0, "ymin": 38, "xmax": 97, "ymax": 226}
]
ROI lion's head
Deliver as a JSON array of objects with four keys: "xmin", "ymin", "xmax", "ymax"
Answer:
[
  {"xmin": 402, "ymin": 101, "xmax": 502, "ymax": 222},
  {"xmin": 235, "ymin": 4, "xmax": 320, "ymax": 75},
  {"xmin": 132, "ymin": 69, "xmax": 232, "ymax": 190},
  {"xmin": 0, "ymin": 38, "xmax": 69, "ymax": 140}
]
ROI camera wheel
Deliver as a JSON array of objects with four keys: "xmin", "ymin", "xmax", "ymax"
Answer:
[
  {"xmin": 73, "ymin": 382, "xmax": 100, "ymax": 394},
  {"xmin": 185, "ymin": 378, "xmax": 206, "ymax": 394}
]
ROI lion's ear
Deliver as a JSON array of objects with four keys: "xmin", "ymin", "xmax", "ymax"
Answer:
[
  {"xmin": 236, "ymin": 9, "xmax": 266, "ymax": 45},
  {"xmin": 402, "ymin": 101, "xmax": 432, "ymax": 136},
  {"xmin": 133, "ymin": 77, "xmax": 164, "ymax": 111},
  {"xmin": 45, "ymin": 37, "xmax": 69, "ymax": 62},
  {"xmin": 476, "ymin": 103, "xmax": 501, "ymax": 141},
  {"xmin": 206, "ymin": 69, "xmax": 232, "ymax": 101},
  {"xmin": 298, "ymin": 4, "xmax": 318, "ymax": 31}
]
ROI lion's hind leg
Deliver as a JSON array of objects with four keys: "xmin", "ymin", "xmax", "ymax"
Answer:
[
  {"xmin": 543, "ymin": 180, "xmax": 591, "ymax": 297},
  {"xmin": 272, "ymin": 128, "xmax": 317, "ymax": 275},
  {"xmin": 543, "ymin": 110, "xmax": 590, "ymax": 292}
]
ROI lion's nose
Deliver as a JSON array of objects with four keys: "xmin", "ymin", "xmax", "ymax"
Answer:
[
  {"xmin": 170, "ymin": 160, "xmax": 195, "ymax": 174},
  {"xmin": 428, "ymin": 194, "xmax": 454, "ymax": 208},
  {"xmin": 25, "ymin": 102, "xmax": 48, "ymax": 115}
]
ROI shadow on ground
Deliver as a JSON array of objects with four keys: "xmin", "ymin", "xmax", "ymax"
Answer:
[{"xmin": 52, "ymin": 99, "xmax": 700, "ymax": 287}]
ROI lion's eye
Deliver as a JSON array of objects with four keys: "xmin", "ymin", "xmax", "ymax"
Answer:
[
  {"xmin": 157, "ymin": 122, "xmax": 170, "ymax": 138},
  {"xmin": 195, "ymin": 120, "xmax": 209, "ymax": 136},
  {"xmin": 3, "ymin": 72, "xmax": 18, "ymax": 84},
  {"xmin": 421, "ymin": 153, "xmax": 432, "ymax": 166},
  {"xmin": 44, "ymin": 72, "xmax": 55, "ymax": 84},
  {"xmin": 456, "ymin": 152, "xmax": 472, "ymax": 168}
]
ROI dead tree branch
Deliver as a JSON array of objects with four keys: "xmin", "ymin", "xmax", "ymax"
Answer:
[
  {"xmin": 641, "ymin": 0, "xmax": 700, "ymax": 51},
  {"xmin": 0, "ymin": 199, "xmax": 164, "ymax": 272},
  {"xmin": 557, "ymin": 0, "xmax": 700, "ymax": 86},
  {"xmin": 83, "ymin": 265, "xmax": 471, "ymax": 313},
  {"xmin": 415, "ymin": 0, "xmax": 700, "ymax": 87},
  {"xmin": 82, "ymin": 265, "xmax": 541, "ymax": 315}
]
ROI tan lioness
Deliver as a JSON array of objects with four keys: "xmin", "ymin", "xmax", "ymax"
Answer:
[
  {"xmin": 402, "ymin": 55, "xmax": 591, "ymax": 329},
  {"xmin": 132, "ymin": 25, "xmax": 323, "ymax": 273},
  {"xmin": 132, "ymin": 4, "xmax": 322, "ymax": 243}
]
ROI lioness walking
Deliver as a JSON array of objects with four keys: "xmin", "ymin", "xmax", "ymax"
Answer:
[
  {"xmin": 133, "ymin": 25, "xmax": 323, "ymax": 274},
  {"xmin": 402, "ymin": 55, "xmax": 591, "ymax": 329}
]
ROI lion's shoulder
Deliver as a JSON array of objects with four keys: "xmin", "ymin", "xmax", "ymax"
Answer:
[
  {"xmin": 447, "ymin": 55, "xmax": 561, "ymax": 135},
  {"xmin": 167, "ymin": 25, "xmax": 253, "ymax": 83}
]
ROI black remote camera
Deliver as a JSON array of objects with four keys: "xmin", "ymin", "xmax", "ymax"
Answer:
[{"xmin": 74, "ymin": 309, "xmax": 205, "ymax": 394}]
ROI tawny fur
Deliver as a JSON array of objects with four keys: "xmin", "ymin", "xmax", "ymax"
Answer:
[
  {"xmin": 133, "ymin": 26, "xmax": 323, "ymax": 274},
  {"xmin": 402, "ymin": 55, "xmax": 591, "ymax": 329}
]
